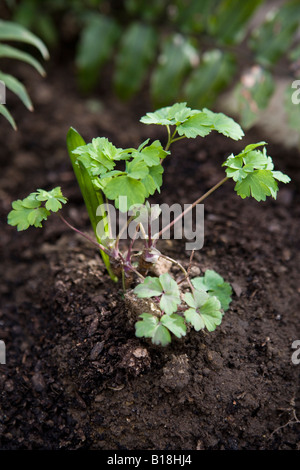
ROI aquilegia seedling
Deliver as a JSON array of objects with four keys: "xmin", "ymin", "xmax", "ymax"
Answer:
[{"xmin": 7, "ymin": 102, "xmax": 290, "ymax": 346}]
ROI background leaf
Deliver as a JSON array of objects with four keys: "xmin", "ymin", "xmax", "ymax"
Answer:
[
  {"xmin": 114, "ymin": 22, "xmax": 157, "ymax": 100},
  {"xmin": 76, "ymin": 13, "xmax": 120, "ymax": 91},
  {"xmin": 150, "ymin": 34, "xmax": 198, "ymax": 107},
  {"xmin": 183, "ymin": 50, "xmax": 236, "ymax": 109},
  {"xmin": 0, "ymin": 19, "xmax": 49, "ymax": 59},
  {"xmin": 0, "ymin": 71, "xmax": 33, "ymax": 110},
  {"xmin": 0, "ymin": 44, "xmax": 45, "ymax": 76},
  {"xmin": 209, "ymin": 0, "xmax": 263, "ymax": 44},
  {"xmin": 0, "ymin": 104, "xmax": 16, "ymax": 130}
]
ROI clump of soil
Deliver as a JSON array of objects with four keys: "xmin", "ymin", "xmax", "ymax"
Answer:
[{"xmin": 0, "ymin": 62, "xmax": 300, "ymax": 450}]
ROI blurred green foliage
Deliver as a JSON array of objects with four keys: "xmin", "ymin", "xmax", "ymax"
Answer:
[
  {"xmin": 0, "ymin": 19, "xmax": 49, "ymax": 129},
  {"xmin": 6, "ymin": 0, "xmax": 300, "ymax": 131}
]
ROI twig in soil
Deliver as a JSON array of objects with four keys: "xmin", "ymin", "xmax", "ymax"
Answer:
[
  {"xmin": 187, "ymin": 250, "xmax": 195, "ymax": 277},
  {"xmin": 270, "ymin": 407, "xmax": 300, "ymax": 438}
]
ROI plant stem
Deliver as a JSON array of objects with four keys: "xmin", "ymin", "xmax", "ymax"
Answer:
[
  {"xmin": 170, "ymin": 136, "xmax": 186, "ymax": 144},
  {"xmin": 165, "ymin": 125, "xmax": 171, "ymax": 151},
  {"xmin": 187, "ymin": 250, "xmax": 195, "ymax": 276},
  {"xmin": 115, "ymin": 214, "xmax": 135, "ymax": 249},
  {"xmin": 58, "ymin": 214, "xmax": 111, "ymax": 256},
  {"xmin": 147, "ymin": 215, "xmax": 152, "ymax": 248},
  {"xmin": 121, "ymin": 267, "xmax": 126, "ymax": 292},
  {"xmin": 158, "ymin": 253, "xmax": 194, "ymax": 292},
  {"xmin": 155, "ymin": 176, "xmax": 229, "ymax": 240},
  {"xmin": 126, "ymin": 224, "xmax": 140, "ymax": 263},
  {"xmin": 105, "ymin": 196, "xmax": 113, "ymax": 240},
  {"xmin": 164, "ymin": 126, "xmax": 180, "ymax": 152}
]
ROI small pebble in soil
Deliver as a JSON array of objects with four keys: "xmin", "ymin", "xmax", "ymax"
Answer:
[
  {"xmin": 90, "ymin": 341, "xmax": 105, "ymax": 360},
  {"xmin": 31, "ymin": 372, "xmax": 46, "ymax": 392},
  {"xmin": 161, "ymin": 354, "xmax": 190, "ymax": 391},
  {"xmin": 119, "ymin": 344, "xmax": 151, "ymax": 376}
]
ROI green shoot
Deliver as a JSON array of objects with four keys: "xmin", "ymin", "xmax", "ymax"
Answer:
[{"xmin": 66, "ymin": 128, "xmax": 117, "ymax": 281}]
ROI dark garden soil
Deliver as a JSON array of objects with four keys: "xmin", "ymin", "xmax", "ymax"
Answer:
[{"xmin": 0, "ymin": 59, "xmax": 300, "ymax": 450}]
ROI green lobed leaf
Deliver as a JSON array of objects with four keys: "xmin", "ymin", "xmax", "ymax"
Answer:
[
  {"xmin": 272, "ymin": 171, "xmax": 291, "ymax": 184},
  {"xmin": 198, "ymin": 296, "xmax": 223, "ymax": 331},
  {"xmin": 8, "ymin": 195, "xmax": 46, "ymax": 231},
  {"xmin": 191, "ymin": 270, "xmax": 232, "ymax": 311},
  {"xmin": 35, "ymin": 187, "xmax": 67, "ymax": 212},
  {"xmin": 140, "ymin": 102, "xmax": 193, "ymax": 126},
  {"xmin": 234, "ymin": 170, "xmax": 279, "ymax": 201},
  {"xmin": 161, "ymin": 314, "xmax": 186, "ymax": 338},
  {"xmin": 27, "ymin": 207, "xmax": 50, "ymax": 227},
  {"xmin": 177, "ymin": 112, "xmax": 212, "ymax": 138},
  {"xmin": 133, "ymin": 277, "xmax": 163, "ymax": 298},
  {"xmin": 7, "ymin": 187, "xmax": 67, "ymax": 231},
  {"xmin": 135, "ymin": 313, "xmax": 159, "ymax": 338},
  {"xmin": 184, "ymin": 308, "xmax": 205, "ymax": 331},
  {"xmin": 184, "ymin": 288, "xmax": 223, "ymax": 332},
  {"xmin": 184, "ymin": 289, "xmax": 210, "ymax": 309},
  {"xmin": 135, "ymin": 313, "xmax": 171, "ymax": 346},
  {"xmin": 140, "ymin": 103, "xmax": 244, "ymax": 141},
  {"xmin": 142, "ymin": 164, "xmax": 164, "ymax": 197},
  {"xmin": 75, "ymin": 136, "xmax": 167, "ymax": 211},
  {"xmin": 152, "ymin": 324, "xmax": 171, "ymax": 346},
  {"xmin": 223, "ymin": 144, "xmax": 290, "ymax": 201},
  {"xmin": 103, "ymin": 175, "xmax": 147, "ymax": 211},
  {"xmin": 139, "ymin": 140, "xmax": 169, "ymax": 166},
  {"xmin": 159, "ymin": 273, "xmax": 181, "ymax": 315},
  {"xmin": 223, "ymin": 147, "xmax": 272, "ymax": 182},
  {"xmin": 203, "ymin": 108, "xmax": 244, "ymax": 140},
  {"xmin": 126, "ymin": 159, "xmax": 149, "ymax": 180},
  {"xmin": 133, "ymin": 273, "xmax": 181, "ymax": 315},
  {"xmin": 72, "ymin": 137, "xmax": 121, "ymax": 176}
]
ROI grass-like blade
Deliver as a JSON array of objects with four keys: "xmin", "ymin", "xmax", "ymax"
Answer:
[
  {"xmin": 0, "ymin": 20, "xmax": 49, "ymax": 60},
  {"xmin": 0, "ymin": 71, "xmax": 33, "ymax": 110},
  {"xmin": 0, "ymin": 104, "xmax": 16, "ymax": 130},
  {"xmin": 0, "ymin": 44, "xmax": 46, "ymax": 76},
  {"xmin": 66, "ymin": 127, "xmax": 117, "ymax": 281}
]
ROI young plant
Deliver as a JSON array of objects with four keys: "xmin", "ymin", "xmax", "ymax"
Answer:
[{"xmin": 7, "ymin": 102, "xmax": 290, "ymax": 346}]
